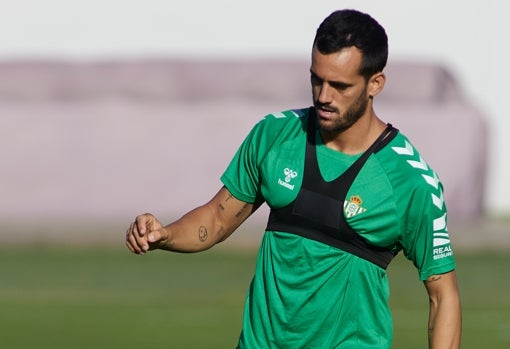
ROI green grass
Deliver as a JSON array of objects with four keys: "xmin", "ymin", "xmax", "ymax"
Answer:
[
  {"xmin": 389, "ymin": 252, "xmax": 510, "ymax": 348},
  {"xmin": 1, "ymin": 245, "xmax": 509, "ymax": 348}
]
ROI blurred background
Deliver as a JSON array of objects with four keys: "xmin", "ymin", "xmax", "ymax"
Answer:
[
  {"xmin": 0, "ymin": 1, "xmax": 509, "ymax": 348},
  {"xmin": 1, "ymin": 0, "xmax": 509, "ymax": 245}
]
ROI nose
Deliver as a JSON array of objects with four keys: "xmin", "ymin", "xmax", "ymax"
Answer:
[{"xmin": 316, "ymin": 82, "xmax": 332, "ymax": 104}]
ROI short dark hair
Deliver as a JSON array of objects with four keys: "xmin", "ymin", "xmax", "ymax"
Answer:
[{"xmin": 313, "ymin": 9, "xmax": 388, "ymax": 80}]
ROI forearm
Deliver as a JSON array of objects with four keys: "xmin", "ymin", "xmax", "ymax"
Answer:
[
  {"xmin": 426, "ymin": 274, "xmax": 462, "ymax": 348},
  {"xmin": 161, "ymin": 204, "xmax": 224, "ymax": 252},
  {"xmin": 156, "ymin": 187, "xmax": 254, "ymax": 253}
]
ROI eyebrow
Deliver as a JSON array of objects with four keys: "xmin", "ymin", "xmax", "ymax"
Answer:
[{"xmin": 309, "ymin": 70, "xmax": 353, "ymax": 90}]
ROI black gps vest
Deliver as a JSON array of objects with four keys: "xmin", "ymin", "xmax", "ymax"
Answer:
[{"xmin": 266, "ymin": 111, "xmax": 398, "ymax": 269}]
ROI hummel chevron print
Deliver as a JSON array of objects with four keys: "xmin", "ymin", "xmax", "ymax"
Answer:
[{"xmin": 392, "ymin": 141, "xmax": 452, "ymax": 254}]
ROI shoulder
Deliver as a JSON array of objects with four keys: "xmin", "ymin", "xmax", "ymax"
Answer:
[
  {"xmin": 378, "ymin": 132, "xmax": 441, "ymax": 188},
  {"xmin": 375, "ymin": 131, "xmax": 445, "ymax": 215},
  {"xmin": 246, "ymin": 107, "xmax": 309, "ymax": 146},
  {"xmin": 257, "ymin": 107, "xmax": 308, "ymax": 134}
]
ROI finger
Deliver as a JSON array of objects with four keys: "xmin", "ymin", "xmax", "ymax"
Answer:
[
  {"xmin": 125, "ymin": 224, "xmax": 137, "ymax": 253},
  {"xmin": 132, "ymin": 218, "xmax": 152, "ymax": 252},
  {"xmin": 135, "ymin": 213, "xmax": 153, "ymax": 236},
  {"xmin": 147, "ymin": 228, "xmax": 169, "ymax": 245},
  {"xmin": 127, "ymin": 223, "xmax": 148, "ymax": 254},
  {"xmin": 127, "ymin": 230, "xmax": 143, "ymax": 254},
  {"xmin": 125, "ymin": 237, "xmax": 137, "ymax": 254},
  {"xmin": 134, "ymin": 231, "xmax": 150, "ymax": 253},
  {"xmin": 134, "ymin": 217, "xmax": 145, "ymax": 237}
]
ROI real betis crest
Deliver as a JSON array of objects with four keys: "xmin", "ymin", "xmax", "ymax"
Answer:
[{"xmin": 344, "ymin": 195, "xmax": 367, "ymax": 218}]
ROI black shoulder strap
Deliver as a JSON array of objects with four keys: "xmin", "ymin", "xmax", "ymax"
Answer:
[{"xmin": 337, "ymin": 123, "xmax": 397, "ymax": 189}]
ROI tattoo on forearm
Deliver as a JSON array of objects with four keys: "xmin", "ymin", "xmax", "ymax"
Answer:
[
  {"xmin": 235, "ymin": 204, "xmax": 250, "ymax": 219},
  {"xmin": 226, "ymin": 193, "xmax": 234, "ymax": 202},
  {"xmin": 198, "ymin": 226, "xmax": 208, "ymax": 242},
  {"xmin": 219, "ymin": 203, "xmax": 225, "ymax": 211},
  {"xmin": 426, "ymin": 275, "xmax": 442, "ymax": 283}
]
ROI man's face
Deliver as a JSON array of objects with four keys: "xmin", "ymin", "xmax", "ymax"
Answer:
[{"xmin": 310, "ymin": 46, "xmax": 371, "ymax": 134}]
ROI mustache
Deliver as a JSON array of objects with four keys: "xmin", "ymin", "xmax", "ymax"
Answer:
[{"xmin": 314, "ymin": 101, "xmax": 338, "ymax": 113}]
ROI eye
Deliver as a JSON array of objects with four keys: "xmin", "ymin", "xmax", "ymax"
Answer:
[
  {"xmin": 330, "ymin": 82, "xmax": 350, "ymax": 91},
  {"xmin": 310, "ymin": 73, "xmax": 322, "ymax": 86}
]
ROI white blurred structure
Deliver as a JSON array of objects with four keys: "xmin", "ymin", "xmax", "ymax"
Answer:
[
  {"xmin": 0, "ymin": 59, "xmax": 487, "ymax": 227},
  {"xmin": 0, "ymin": 0, "xmax": 508, "ymax": 215}
]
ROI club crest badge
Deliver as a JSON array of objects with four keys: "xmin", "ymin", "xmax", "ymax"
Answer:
[{"xmin": 344, "ymin": 195, "xmax": 367, "ymax": 218}]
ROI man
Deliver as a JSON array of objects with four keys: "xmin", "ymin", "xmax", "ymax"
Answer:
[{"xmin": 126, "ymin": 9, "xmax": 461, "ymax": 348}]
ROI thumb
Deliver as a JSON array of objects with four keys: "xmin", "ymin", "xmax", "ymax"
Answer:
[{"xmin": 147, "ymin": 228, "xmax": 169, "ymax": 245}]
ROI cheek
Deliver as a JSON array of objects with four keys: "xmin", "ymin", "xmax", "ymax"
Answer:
[
  {"xmin": 311, "ymin": 85, "xmax": 320, "ymax": 100},
  {"xmin": 341, "ymin": 89, "xmax": 366, "ymax": 106},
  {"xmin": 333, "ymin": 93, "xmax": 354, "ymax": 108}
]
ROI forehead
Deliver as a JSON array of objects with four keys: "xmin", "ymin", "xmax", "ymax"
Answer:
[{"xmin": 310, "ymin": 46, "xmax": 364, "ymax": 81}]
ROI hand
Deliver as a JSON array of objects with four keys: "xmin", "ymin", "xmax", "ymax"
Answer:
[{"xmin": 125, "ymin": 213, "xmax": 168, "ymax": 254}]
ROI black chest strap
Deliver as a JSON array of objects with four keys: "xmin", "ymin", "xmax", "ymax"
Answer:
[{"xmin": 266, "ymin": 111, "xmax": 398, "ymax": 269}]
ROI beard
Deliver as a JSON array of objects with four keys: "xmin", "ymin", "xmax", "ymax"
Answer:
[{"xmin": 314, "ymin": 88, "xmax": 369, "ymax": 134}]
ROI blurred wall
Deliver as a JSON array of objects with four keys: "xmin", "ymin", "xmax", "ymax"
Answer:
[{"xmin": 1, "ymin": 0, "xmax": 509, "ymax": 216}]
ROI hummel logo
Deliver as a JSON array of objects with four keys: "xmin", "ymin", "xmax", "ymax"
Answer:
[
  {"xmin": 278, "ymin": 168, "xmax": 298, "ymax": 190},
  {"xmin": 284, "ymin": 168, "xmax": 297, "ymax": 182}
]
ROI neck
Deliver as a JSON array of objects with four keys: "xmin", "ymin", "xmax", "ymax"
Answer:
[{"xmin": 320, "ymin": 112, "xmax": 386, "ymax": 155}]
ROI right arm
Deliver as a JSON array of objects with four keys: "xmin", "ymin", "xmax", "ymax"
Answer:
[{"xmin": 125, "ymin": 186, "xmax": 257, "ymax": 254}]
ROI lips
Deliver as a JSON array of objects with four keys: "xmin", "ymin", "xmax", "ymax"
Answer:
[{"xmin": 316, "ymin": 106, "xmax": 337, "ymax": 120}]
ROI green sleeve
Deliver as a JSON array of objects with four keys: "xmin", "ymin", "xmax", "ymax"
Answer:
[
  {"xmin": 221, "ymin": 115, "xmax": 276, "ymax": 204},
  {"xmin": 220, "ymin": 110, "xmax": 305, "ymax": 205},
  {"xmin": 400, "ymin": 179, "xmax": 456, "ymax": 281}
]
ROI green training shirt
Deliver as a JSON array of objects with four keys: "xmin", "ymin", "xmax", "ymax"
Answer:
[{"xmin": 221, "ymin": 108, "xmax": 456, "ymax": 349}]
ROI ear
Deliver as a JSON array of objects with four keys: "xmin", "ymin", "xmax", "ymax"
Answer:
[{"xmin": 367, "ymin": 72, "xmax": 385, "ymax": 97}]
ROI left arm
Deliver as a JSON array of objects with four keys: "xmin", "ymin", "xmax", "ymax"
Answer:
[{"xmin": 424, "ymin": 270, "xmax": 462, "ymax": 349}]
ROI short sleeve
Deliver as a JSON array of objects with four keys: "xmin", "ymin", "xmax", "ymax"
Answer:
[
  {"xmin": 221, "ymin": 109, "xmax": 307, "ymax": 205},
  {"xmin": 400, "ymin": 177, "xmax": 456, "ymax": 280},
  {"xmin": 220, "ymin": 118, "xmax": 269, "ymax": 204}
]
